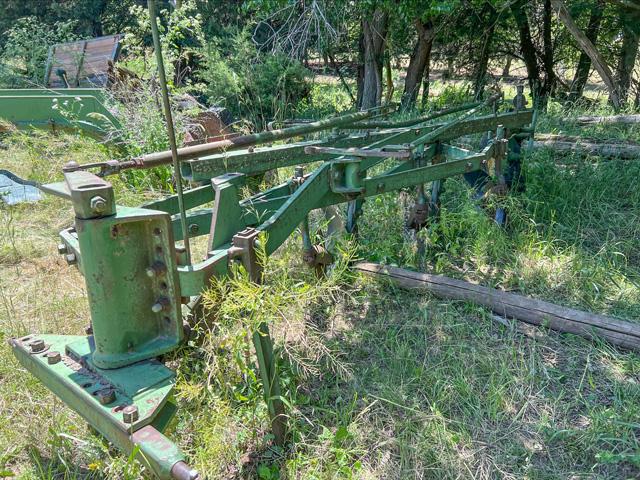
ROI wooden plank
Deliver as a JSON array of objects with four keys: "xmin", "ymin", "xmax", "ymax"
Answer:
[
  {"xmin": 46, "ymin": 34, "xmax": 122, "ymax": 87},
  {"xmin": 354, "ymin": 262, "xmax": 640, "ymax": 351}
]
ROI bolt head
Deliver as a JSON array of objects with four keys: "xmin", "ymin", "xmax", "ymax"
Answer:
[
  {"xmin": 97, "ymin": 388, "xmax": 116, "ymax": 405},
  {"xmin": 65, "ymin": 253, "xmax": 77, "ymax": 265},
  {"xmin": 90, "ymin": 196, "xmax": 107, "ymax": 214},
  {"xmin": 57, "ymin": 243, "xmax": 68, "ymax": 255},
  {"xmin": 151, "ymin": 302, "xmax": 163, "ymax": 313},
  {"xmin": 188, "ymin": 223, "xmax": 199, "ymax": 234},
  {"xmin": 30, "ymin": 339, "xmax": 45, "ymax": 353},
  {"xmin": 46, "ymin": 351, "xmax": 61, "ymax": 364},
  {"xmin": 85, "ymin": 325, "xmax": 93, "ymax": 335},
  {"xmin": 122, "ymin": 405, "xmax": 139, "ymax": 423}
]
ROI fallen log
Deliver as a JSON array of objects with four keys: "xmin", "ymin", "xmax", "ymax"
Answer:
[
  {"xmin": 355, "ymin": 262, "xmax": 640, "ymax": 351},
  {"xmin": 530, "ymin": 134, "xmax": 640, "ymax": 159},
  {"xmin": 571, "ymin": 114, "xmax": 640, "ymax": 125}
]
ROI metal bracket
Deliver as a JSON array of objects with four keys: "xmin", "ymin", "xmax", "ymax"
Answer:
[
  {"xmin": 228, "ymin": 227, "xmax": 262, "ymax": 282},
  {"xmin": 329, "ymin": 158, "xmax": 364, "ymax": 195},
  {"xmin": 66, "ymin": 170, "xmax": 116, "ymax": 219}
]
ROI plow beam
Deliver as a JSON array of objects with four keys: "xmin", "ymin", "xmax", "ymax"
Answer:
[{"xmin": 10, "ymin": 334, "xmax": 196, "ymax": 479}]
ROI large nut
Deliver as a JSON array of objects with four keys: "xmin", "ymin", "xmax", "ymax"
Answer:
[
  {"xmin": 145, "ymin": 262, "xmax": 167, "ymax": 278},
  {"xmin": 65, "ymin": 253, "xmax": 77, "ymax": 265},
  {"xmin": 122, "ymin": 405, "xmax": 139, "ymax": 423},
  {"xmin": 151, "ymin": 297, "xmax": 170, "ymax": 313},
  {"xmin": 90, "ymin": 196, "xmax": 107, "ymax": 214},
  {"xmin": 46, "ymin": 351, "xmax": 61, "ymax": 364},
  {"xmin": 57, "ymin": 243, "xmax": 68, "ymax": 255},
  {"xmin": 96, "ymin": 389, "xmax": 116, "ymax": 405},
  {"xmin": 30, "ymin": 339, "xmax": 46, "ymax": 353}
]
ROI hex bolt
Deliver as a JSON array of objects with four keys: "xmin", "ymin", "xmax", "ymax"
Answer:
[
  {"xmin": 65, "ymin": 253, "xmax": 77, "ymax": 265},
  {"xmin": 90, "ymin": 196, "xmax": 107, "ymax": 214},
  {"xmin": 122, "ymin": 405, "xmax": 139, "ymax": 423},
  {"xmin": 151, "ymin": 297, "xmax": 170, "ymax": 313},
  {"xmin": 30, "ymin": 339, "xmax": 46, "ymax": 353},
  {"xmin": 85, "ymin": 325, "xmax": 93, "ymax": 335},
  {"xmin": 145, "ymin": 261, "xmax": 167, "ymax": 278},
  {"xmin": 57, "ymin": 243, "xmax": 68, "ymax": 255},
  {"xmin": 46, "ymin": 351, "xmax": 61, "ymax": 364},
  {"xmin": 97, "ymin": 389, "xmax": 116, "ymax": 405},
  {"xmin": 294, "ymin": 166, "xmax": 304, "ymax": 178}
]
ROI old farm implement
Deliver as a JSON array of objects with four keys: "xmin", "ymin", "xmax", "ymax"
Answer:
[
  {"xmin": 8, "ymin": 5, "xmax": 535, "ymax": 478},
  {"xmin": 9, "ymin": 98, "xmax": 534, "ymax": 479},
  {"xmin": 0, "ymin": 35, "xmax": 122, "ymax": 136}
]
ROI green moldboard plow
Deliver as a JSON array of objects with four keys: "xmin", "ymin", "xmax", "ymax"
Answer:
[{"xmin": 10, "ymin": 91, "xmax": 535, "ymax": 478}]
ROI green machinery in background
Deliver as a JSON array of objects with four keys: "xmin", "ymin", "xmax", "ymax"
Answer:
[
  {"xmin": 0, "ymin": 88, "xmax": 120, "ymax": 137},
  {"xmin": 0, "ymin": 34, "xmax": 122, "ymax": 136},
  {"xmin": 10, "ymin": 94, "xmax": 535, "ymax": 478}
]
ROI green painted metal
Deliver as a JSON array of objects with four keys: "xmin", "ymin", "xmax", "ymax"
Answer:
[
  {"xmin": 9, "ymin": 334, "xmax": 182, "ymax": 480},
  {"xmin": 0, "ymin": 88, "xmax": 121, "ymax": 136},
  {"xmin": 67, "ymin": 172, "xmax": 184, "ymax": 369},
  {"xmin": 15, "ymin": 99, "xmax": 535, "ymax": 479}
]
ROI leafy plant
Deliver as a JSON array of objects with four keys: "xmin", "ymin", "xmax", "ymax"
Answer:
[
  {"xmin": 0, "ymin": 16, "xmax": 79, "ymax": 87},
  {"xmin": 198, "ymin": 30, "xmax": 311, "ymax": 129}
]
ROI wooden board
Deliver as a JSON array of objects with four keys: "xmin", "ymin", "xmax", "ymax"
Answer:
[
  {"xmin": 44, "ymin": 34, "xmax": 122, "ymax": 88},
  {"xmin": 355, "ymin": 262, "xmax": 640, "ymax": 351}
]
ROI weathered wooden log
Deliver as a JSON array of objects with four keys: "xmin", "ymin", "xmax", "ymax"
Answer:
[
  {"xmin": 530, "ymin": 134, "xmax": 640, "ymax": 159},
  {"xmin": 572, "ymin": 114, "xmax": 640, "ymax": 125},
  {"xmin": 355, "ymin": 262, "xmax": 640, "ymax": 351}
]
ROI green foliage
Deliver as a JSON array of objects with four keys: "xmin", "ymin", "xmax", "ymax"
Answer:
[
  {"xmin": 198, "ymin": 30, "xmax": 311, "ymax": 129},
  {"xmin": 122, "ymin": 0, "xmax": 205, "ymax": 83},
  {"xmin": 0, "ymin": 17, "xmax": 79, "ymax": 87},
  {"xmin": 106, "ymin": 86, "xmax": 184, "ymax": 191}
]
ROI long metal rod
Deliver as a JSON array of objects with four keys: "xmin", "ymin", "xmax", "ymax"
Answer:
[
  {"xmin": 136, "ymin": 105, "xmax": 392, "ymax": 167},
  {"xmin": 61, "ymin": 106, "xmax": 392, "ymax": 176},
  {"xmin": 345, "ymin": 101, "xmax": 481, "ymax": 129},
  {"xmin": 148, "ymin": 0, "xmax": 191, "ymax": 264}
]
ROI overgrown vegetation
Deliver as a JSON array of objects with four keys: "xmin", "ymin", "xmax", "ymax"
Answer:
[
  {"xmin": 1, "ymin": 85, "xmax": 639, "ymax": 477},
  {"xmin": 1, "ymin": 0, "xmax": 640, "ymax": 479}
]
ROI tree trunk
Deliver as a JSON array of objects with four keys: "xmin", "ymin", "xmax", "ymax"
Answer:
[
  {"xmin": 540, "ymin": 0, "xmax": 556, "ymax": 101},
  {"xmin": 359, "ymin": 9, "xmax": 389, "ymax": 110},
  {"xmin": 531, "ymin": 134, "xmax": 640, "ymax": 159},
  {"xmin": 402, "ymin": 19, "xmax": 434, "ymax": 110},
  {"xmin": 511, "ymin": 0, "xmax": 540, "ymax": 95},
  {"xmin": 384, "ymin": 53, "xmax": 394, "ymax": 104},
  {"xmin": 571, "ymin": 113, "xmax": 640, "ymax": 124},
  {"xmin": 550, "ymin": 0, "xmax": 621, "ymax": 110},
  {"xmin": 473, "ymin": 5, "xmax": 498, "ymax": 100},
  {"xmin": 616, "ymin": 14, "xmax": 640, "ymax": 105},
  {"xmin": 569, "ymin": 2, "xmax": 604, "ymax": 102},
  {"xmin": 356, "ymin": 30, "xmax": 365, "ymax": 108},
  {"xmin": 502, "ymin": 55, "xmax": 512, "ymax": 78},
  {"xmin": 421, "ymin": 56, "xmax": 432, "ymax": 109}
]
